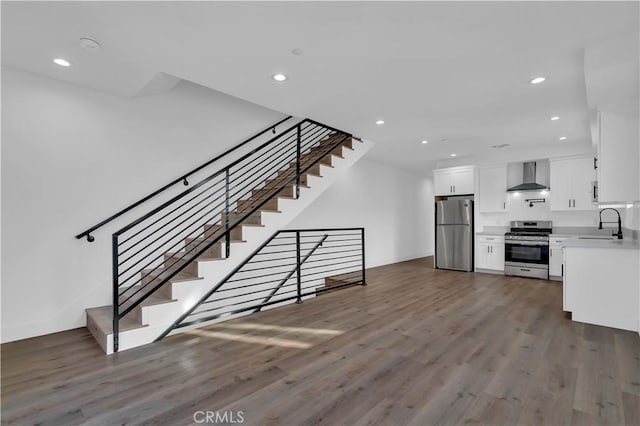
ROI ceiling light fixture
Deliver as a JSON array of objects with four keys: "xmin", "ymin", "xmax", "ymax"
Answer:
[
  {"xmin": 421, "ymin": 140, "xmax": 428, "ymax": 144},
  {"xmin": 53, "ymin": 58, "xmax": 71, "ymax": 67},
  {"xmin": 375, "ymin": 120, "xmax": 385, "ymax": 125},
  {"xmin": 559, "ymin": 136, "xmax": 567, "ymax": 141},
  {"xmin": 80, "ymin": 38, "xmax": 100, "ymax": 50},
  {"xmin": 451, "ymin": 154, "xmax": 457, "ymax": 157},
  {"xmin": 529, "ymin": 76, "xmax": 546, "ymax": 84},
  {"xmin": 272, "ymin": 73, "xmax": 287, "ymax": 82},
  {"xmin": 550, "ymin": 116, "xmax": 560, "ymax": 121}
]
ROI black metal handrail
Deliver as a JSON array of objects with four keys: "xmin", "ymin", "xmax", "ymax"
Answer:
[
  {"xmin": 74, "ymin": 115, "xmax": 293, "ymax": 242},
  {"xmin": 110, "ymin": 119, "xmax": 352, "ymax": 352},
  {"xmin": 156, "ymin": 228, "xmax": 366, "ymax": 340}
]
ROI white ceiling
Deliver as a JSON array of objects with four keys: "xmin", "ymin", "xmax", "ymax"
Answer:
[{"xmin": 2, "ymin": 1, "xmax": 638, "ymax": 173}]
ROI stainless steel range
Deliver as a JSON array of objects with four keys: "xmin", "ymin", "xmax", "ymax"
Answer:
[{"xmin": 504, "ymin": 220, "xmax": 552, "ymax": 280}]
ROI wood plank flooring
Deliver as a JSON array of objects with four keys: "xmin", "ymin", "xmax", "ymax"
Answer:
[{"xmin": 2, "ymin": 257, "xmax": 639, "ymax": 425}]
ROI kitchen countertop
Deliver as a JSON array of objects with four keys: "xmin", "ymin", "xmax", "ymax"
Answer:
[
  {"xmin": 550, "ymin": 226, "xmax": 620, "ymax": 238},
  {"xmin": 563, "ymin": 238, "xmax": 639, "ymax": 250},
  {"xmin": 476, "ymin": 227, "xmax": 508, "ymax": 236}
]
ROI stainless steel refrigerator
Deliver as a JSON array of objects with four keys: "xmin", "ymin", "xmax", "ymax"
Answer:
[{"xmin": 435, "ymin": 199, "xmax": 473, "ymax": 272}]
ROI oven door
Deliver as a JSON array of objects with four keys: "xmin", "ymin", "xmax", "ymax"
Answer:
[{"xmin": 505, "ymin": 241, "xmax": 549, "ymax": 265}]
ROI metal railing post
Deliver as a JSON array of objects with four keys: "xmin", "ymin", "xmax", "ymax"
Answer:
[
  {"xmin": 296, "ymin": 124, "xmax": 301, "ymax": 199},
  {"xmin": 225, "ymin": 168, "xmax": 230, "ymax": 258},
  {"xmin": 361, "ymin": 228, "xmax": 367, "ymax": 286},
  {"xmin": 296, "ymin": 230, "xmax": 302, "ymax": 303},
  {"xmin": 112, "ymin": 234, "xmax": 120, "ymax": 352}
]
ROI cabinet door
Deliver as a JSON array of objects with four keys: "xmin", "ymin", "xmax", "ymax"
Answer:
[
  {"xmin": 562, "ymin": 248, "xmax": 569, "ymax": 311},
  {"xmin": 478, "ymin": 166, "xmax": 507, "ymax": 213},
  {"xmin": 489, "ymin": 243, "xmax": 505, "ymax": 271},
  {"xmin": 451, "ymin": 169, "xmax": 474, "ymax": 194},
  {"xmin": 571, "ymin": 157, "xmax": 596, "ymax": 211},
  {"xmin": 476, "ymin": 242, "xmax": 491, "ymax": 269},
  {"xmin": 549, "ymin": 245, "xmax": 563, "ymax": 276},
  {"xmin": 550, "ymin": 160, "xmax": 574, "ymax": 211},
  {"xmin": 599, "ymin": 105, "xmax": 640, "ymax": 203},
  {"xmin": 434, "ymin": 172, "xmax": 453, "ymax": 196}
]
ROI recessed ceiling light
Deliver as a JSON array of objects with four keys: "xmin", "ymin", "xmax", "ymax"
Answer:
[
  {"xmin": 375, "ymin": 120, "xmax": 385, "ymax": 125},
  {"xmin": 272, "ymin": 73, "xmax": 287, "ymax": 82},
  {"xmin": 421, "ymin": 140, "xmax": 428, "ymax": 144},
  {"xmin": 451, "ymin": 154, "xmax": 457, "ymax": 157},
  {"xmin": 441, "ymin": 138, "xmax": 448, "ymax": 142},
  {"xmin": 80, "ymin": 37, "xmax": 100, "ymax": 50},
  {"xmin": 559, "ymin": 136, "xmax": 567, "ymax": 141},
  {"xmin": 291, "ymin": 48, "xmax": 303, "ymax": 56},
  {"xmin": 550, "ymin": 116, "xmax": 560, "ymax": 121},
  {"xmin": 529, "ymin": 76, "xmax": 546, "ymax": 84},
  {"xmin": 53, "ymin": 58, "xmax": 71, "ymax": 67}
]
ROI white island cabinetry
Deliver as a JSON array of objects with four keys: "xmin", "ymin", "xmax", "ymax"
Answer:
[{"xmin": 563, "ymin": 240, "xmax": 639, "ymax": 332}]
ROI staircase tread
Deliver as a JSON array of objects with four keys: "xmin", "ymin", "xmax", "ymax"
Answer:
[
  {"xmin": 86, "ymin": 306, "xmax": 148, "ymax": 335},
  {"xmin": 143, "ymin": 268, "xmax": 199, "ymax": 283},
  {"xmin": 199, "ymin": 256, "xmax": 227, "ymax": 261},
  {"xmin": 166, "ymin": 251, "xmax": 224, "ymax": 260}
]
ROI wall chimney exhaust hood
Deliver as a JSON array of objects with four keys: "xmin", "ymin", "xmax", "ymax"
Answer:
[{"xmin": 507, "ymin": 161, "xmax": 549, "ymax": 192}]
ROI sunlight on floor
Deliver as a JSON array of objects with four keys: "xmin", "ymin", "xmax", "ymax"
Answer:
[
  {"xmin": 187, "ymin": 329, "xmax": 313, "ymax": 349},
  {"xmin": 207, "ymin": 322, "xmax": 344, "ymax": 336}
]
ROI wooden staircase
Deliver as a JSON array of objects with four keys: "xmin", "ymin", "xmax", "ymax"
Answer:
[{"xmin": 85, "ymin": 133, "xmax": 371, "ymax": 353}]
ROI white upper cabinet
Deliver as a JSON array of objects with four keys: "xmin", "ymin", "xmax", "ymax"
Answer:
[
  {"xmin": 550, "ymin": 156, "xmax": 597, "ymax": 211},
  {"xmin": 597, "ymin": 102, "xmax": 640, "ymax": 203},
  {"xmin": 433, "ymin": 166, "xmax": 475, "ymax": 196},
  {"xmin": 478, "ymin": 165, "xmax": 508, "ymax": 213}
]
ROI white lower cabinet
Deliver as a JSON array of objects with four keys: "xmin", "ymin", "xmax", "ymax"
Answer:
[{"xmin": 476, "ymin": 235, "xmax": 504, "ymax": 272}]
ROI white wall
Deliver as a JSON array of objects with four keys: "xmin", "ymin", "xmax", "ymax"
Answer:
[
  {"xmin": 477, "ymin": 189, "xmax": 609, "ymax": 230},
  {"xmin": 1, "ymin": 67, "xmax": 286, "ymax": 342},
  {"xmin": 289, "ymin": 159, "xmax": 434, "ymax": 267},
  {"xmin": 435, "ymin": 141, "xmax": 593, "ymax": 170}
]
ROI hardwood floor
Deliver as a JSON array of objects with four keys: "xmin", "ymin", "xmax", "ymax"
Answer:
[{"xmin": 2, "ymin": 257, "xmax": 639, "ymax": 425}]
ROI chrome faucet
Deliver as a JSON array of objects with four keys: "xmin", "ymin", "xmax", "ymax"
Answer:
[{"xmin": 598, "ymin": 208, "xmax": 623, "ymax": 239}]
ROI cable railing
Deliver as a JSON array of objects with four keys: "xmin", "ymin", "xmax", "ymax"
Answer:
[
  {"xmin": 157, "ymin": 228, "xmax": 366, "ymax": 338},
  {"xmin": 109, "ymin": 119, "xmax": 352, "ymax": 351}
]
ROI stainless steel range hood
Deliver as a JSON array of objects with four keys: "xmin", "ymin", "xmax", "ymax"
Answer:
[{"xmin": 507, "ymin": 161, "xmax": 549, "ymax": 192}]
